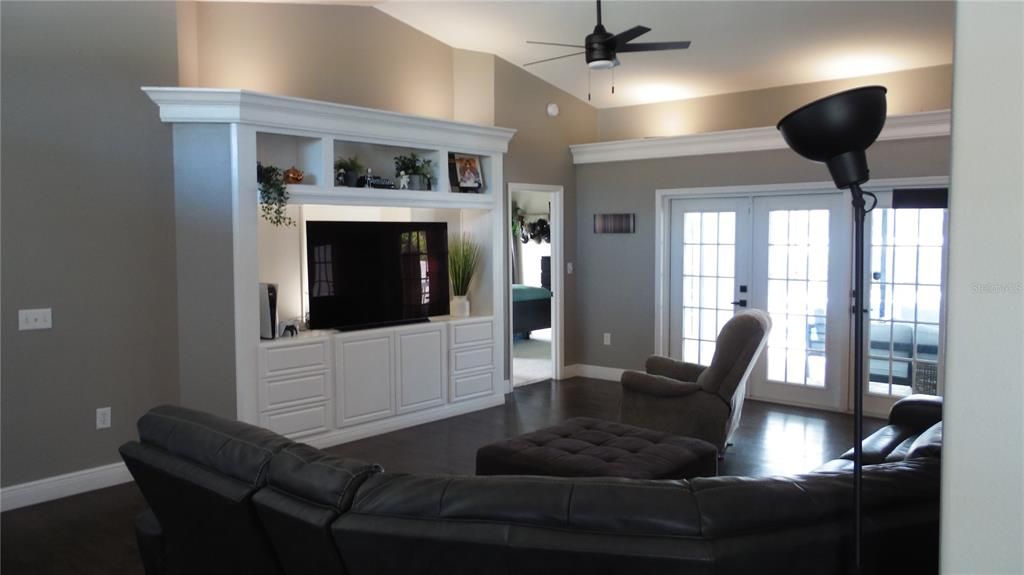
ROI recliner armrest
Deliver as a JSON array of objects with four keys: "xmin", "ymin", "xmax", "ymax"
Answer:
[
  {"xmin": 888, "ymin": 395, "xmax": 943, "ymax": 431},
  {"xmin": 621, "ymin": 371, "xmax": 703, "ymax": 397},
  {"xmin": 644, "ymin": 356, "xmax": 706, "ymax": 383}
]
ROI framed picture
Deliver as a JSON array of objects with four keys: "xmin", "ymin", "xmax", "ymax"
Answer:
[
  {"xmin": 453, "ymin": 154, "xmax": 484, "ymax": 189},
  {"xmin": 594, "ymin": 213, "xmax": 636, "ymax": 234}
]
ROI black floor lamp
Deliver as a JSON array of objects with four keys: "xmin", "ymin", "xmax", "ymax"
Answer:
[{"xmin": 777, "ymin": 86, "xmax": 888, "ymax": 574}]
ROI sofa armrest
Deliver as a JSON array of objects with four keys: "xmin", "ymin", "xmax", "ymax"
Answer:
[
  {"xmin": 621, "ymin": 370, "xmax": 703, "ymax": 397},
  {"xmin": 888, "ymin": 395, "xmax": 943, "ymax": 431},
  {"xmin": 135, "ymin": 508, "xmax": 164, "ymax": 575},
  {"xmin": 644, "ymin": 356, "xmax": 706, "ymax": 383}
]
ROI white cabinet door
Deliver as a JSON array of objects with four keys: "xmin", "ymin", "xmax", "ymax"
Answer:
[
  {"xmin": 336, "ymin": 332, "xmax": 395, "ymax": 427},
  {"xmin": 395, "ymin": 324, "xmax": 447, "ymax": 414},
  {"xmin": 261, "ymin": 402, "xmax": 331, "ymax": 438}
]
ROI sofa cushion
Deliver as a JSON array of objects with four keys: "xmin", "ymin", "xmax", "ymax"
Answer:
[
  {"xmin": 267, "ymin": 443, "xmax": 381, "ymax": 511},
  {"xmin": 138, "ymin": 404, "xmax": 292, "ymax": 486},
  {"xmin": 350, "ymin": 473, "xmax": 703, "ymax": 537},
  {"xmin": 906, "ymin": 422, "xmax": 943, "ymax": 459}
]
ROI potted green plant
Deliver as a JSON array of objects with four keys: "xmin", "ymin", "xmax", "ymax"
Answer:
[
  {"xmin": 394, "ymin": 153, "xmax": 433, "ymax": 191},
  {"xmin": 334, "ymin": 156, "xmax": 364, "ymax": 188},
  {"xmin": 447, "ymin": 235, "xmax": 479, "ymax": 317},
  {"xmin": 258, "ymin": 162, "xmax": 294, "ymax": 227}
]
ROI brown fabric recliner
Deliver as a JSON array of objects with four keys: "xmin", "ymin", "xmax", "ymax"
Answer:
[{"xmin": 620, "ymin": 309, "xmax": 772, "ymax": 452}]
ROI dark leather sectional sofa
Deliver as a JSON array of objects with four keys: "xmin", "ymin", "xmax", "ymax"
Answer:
[{"xmin": 120, "ymin": 395, "xmax": 942, "ymax": 575}]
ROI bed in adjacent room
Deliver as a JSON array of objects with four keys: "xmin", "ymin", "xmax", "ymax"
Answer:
[{"xmin": 512, "ymin": 284, "xmax": 551, "ymax": 339}]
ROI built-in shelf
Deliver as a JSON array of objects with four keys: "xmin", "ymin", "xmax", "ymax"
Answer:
[
  {"xmin": 144, "ymin": 86, "xmax": 515, "ymax": 440},
  {"xmin": 288, "ymin": 184, "xmax": 494, "ymax": 209}
]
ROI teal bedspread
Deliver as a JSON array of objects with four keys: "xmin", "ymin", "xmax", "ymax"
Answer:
[{"xmin": 513, "ymin": 284, "xmax": 552, "ymax": 303}]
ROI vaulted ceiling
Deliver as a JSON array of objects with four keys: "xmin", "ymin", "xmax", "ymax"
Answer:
[{"xmin": 376, "ymin": 1, "xmax": 954, "ymax": 109}]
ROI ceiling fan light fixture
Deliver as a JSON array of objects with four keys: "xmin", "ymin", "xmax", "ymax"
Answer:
[{"xmin": 587, "ymin": 58, "xmax": 617, "ymax": 70}]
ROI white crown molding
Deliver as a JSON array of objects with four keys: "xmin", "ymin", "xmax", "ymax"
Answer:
[
  {"xmin": 1, "ymin": 462, "xmax": 132, "ymax": 512},
  {"xmin": 142, "ymin": 87, "xmax": 516, "ymax": 154},
  {"xmin": 570, "ymin": 109, "xmax": 951, "ymax": 165}
]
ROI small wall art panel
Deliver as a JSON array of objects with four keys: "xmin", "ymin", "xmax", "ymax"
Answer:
[{"xmin": 594, "ymin": 213, "xmax": 636, "ymax": 234}]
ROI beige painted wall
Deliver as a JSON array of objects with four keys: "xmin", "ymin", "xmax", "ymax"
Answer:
[
  {"xmin": 453, "ymin": 49, "xmax": 495, "ymax": 126},
  {"xmin": 494, "ymin": 57, "xmax": 599, "ymax": 367},
  {"xmin": 189, "ymin": 2, "xmax": 454, "ymax": 119},
  {"xmin": 1, "ymin": 1, "xmax": 180, "ymax": 485},
  {"xmin": 598, "ymin": 65, "xmax": 952, "ymax": 141},
  {"xmin": 940, "ymin": 2, "xmax": 1023, "ymax": 572}
]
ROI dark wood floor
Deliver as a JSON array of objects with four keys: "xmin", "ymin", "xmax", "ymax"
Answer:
[{"xmin": 0, "ymin": 377, "xmax": 883, "ymax": 575}]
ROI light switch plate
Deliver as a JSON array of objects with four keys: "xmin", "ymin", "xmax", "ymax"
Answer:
[
  {"xmin": 18, "ymin": 308, "xmax": 52, "ymax": 331},
  {"xmin": 96, "ymin": 407, "xmax": 111, "ymax": 430},
  {"xmin": 603, "ymin": 332, "xmax": 612, "ymax": 346}
]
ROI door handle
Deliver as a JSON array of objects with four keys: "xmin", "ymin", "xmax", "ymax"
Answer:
[{"xmin": 731, "ymin": 299, "xmax": 748, "ymax": 307}]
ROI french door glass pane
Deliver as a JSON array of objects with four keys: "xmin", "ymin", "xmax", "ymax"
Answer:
[
  {"xmin": 681, "ymin": 211, "xmax": 737, "ymax": 365},
  {"xmin": 764, "ymin": 209, "xmax": 829, "ymax": 387},
  {"xmin": 868, "ymin": 207, "xmax": 946, "ymax": 397}
]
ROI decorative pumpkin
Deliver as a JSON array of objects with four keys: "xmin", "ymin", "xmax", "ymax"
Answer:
[{"xmin": 283, "ymin": 166, "xmax": 305, "ymax": 184}]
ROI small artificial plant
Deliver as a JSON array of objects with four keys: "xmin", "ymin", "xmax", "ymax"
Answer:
[
  {"xmin": 394, "ymin": 153, "xmax": 434, "ymax": 184},
  {"xmin": 447, "ymin": 235, "xmax": 480, "ymax": 297},
  {"xmin": 257, "ymin": 162, "xmax": 294, "ymax": 227},
  {"xmin": 334, "ymin": 156, "xmax": 365, "ymax": 177}
]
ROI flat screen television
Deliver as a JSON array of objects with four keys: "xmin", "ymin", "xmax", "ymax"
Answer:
[{"xmin": 306, "ymin": 221, "xmax": 450, "ymax": 331}]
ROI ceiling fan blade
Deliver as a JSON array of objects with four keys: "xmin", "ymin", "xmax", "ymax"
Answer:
[
  {"xmin": 617, "ymin": 41, "xmax": 692, "ymax": 53},
  {"xmin": 523, "ymin": 51, "xmax": 585, "ymax": 67},
  {"xmin": 526, "ymin": 40, "xmax": 585, "ymax": 49},
  {"xmin": 611, "ymin": 25, "xmax": 651, "ymax": 48}
]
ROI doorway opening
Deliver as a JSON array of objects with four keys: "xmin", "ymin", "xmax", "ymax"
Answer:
[{"xmin": 508, "ymin": 184, "xmax": 563, "ymax": 387}]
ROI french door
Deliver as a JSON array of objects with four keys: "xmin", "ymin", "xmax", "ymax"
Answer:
[
  {"xmin": 748, "ymin": 194, "xmax": 850, "ymax": 410},
  {"xmin": 668, "ymin": 193, "xmax": 850, "ymax": 411},
  {"xmin": 668, "ymin": 198, "xmax": 752, "ymax": 366}
]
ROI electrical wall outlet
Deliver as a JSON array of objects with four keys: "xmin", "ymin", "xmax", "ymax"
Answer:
[
  {"xmin": 96, "ymin": 407, "xmax": 111, "ymax": 430},
  {"xmin": 567, "ymin": 262, "xmax": 574, "ymax": 275},
  {"xmin": 18, "ymin": 308, "xmax": 52, "ymax": 331},
  {"xmin": 603, "ymin": 332, "xmax": 612, "ymax": 346}
]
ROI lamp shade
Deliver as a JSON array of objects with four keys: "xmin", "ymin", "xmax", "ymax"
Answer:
[{"xmin": 777, "ymin": 86, "xmax": 887, "ymax": 189}]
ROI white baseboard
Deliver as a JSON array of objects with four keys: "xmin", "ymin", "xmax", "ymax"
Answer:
[
  {"xmin": 1, "ymin": 461, "xmax": 132, "ymax": 512},
  {"xmin": 0, "ymin": 393, "xmax": 508, "ymax": 511},
  {"xmin": 564, "ymin": 364, "xmax": 626, "ymax": 382}
]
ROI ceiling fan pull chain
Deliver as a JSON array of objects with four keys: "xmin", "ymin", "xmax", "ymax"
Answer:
[
  {"xmin": 612, "ymin": 68, "xmax": 615, "ymax": 95},
  {"xmin": 588, "ymin": 69, "xmax": 592, "ymax": 101}
]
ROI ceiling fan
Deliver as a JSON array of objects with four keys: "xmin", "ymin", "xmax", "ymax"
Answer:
[{"xmin": 524, "ymin": 0, "xmax": 691, "ymax": 69}]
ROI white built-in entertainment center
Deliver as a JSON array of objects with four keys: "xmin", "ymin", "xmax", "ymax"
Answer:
[{"xmin": 144, "ymin": 88, "xmax": 516, "ymax": 447}]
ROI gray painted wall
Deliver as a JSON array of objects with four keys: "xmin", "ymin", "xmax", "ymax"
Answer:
[
  {"xmin": 172, "ymin": 125, "xmax": 237, "ymax": 418},
  {"xmin": 574, "ymin": 137, "xmax": 951, "ymax": 371},
  {"xmin": 1, "ymin": 2, "xmax": 179, "ymax": 485},
  {"xmin": 494, "ymin": 58, "xmax": 599, "ymax": 368}
]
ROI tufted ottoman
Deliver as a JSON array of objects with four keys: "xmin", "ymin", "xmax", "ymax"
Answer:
[{"xmin": 475, "ymin": 417, "xmax": 718, "ymax": 480}]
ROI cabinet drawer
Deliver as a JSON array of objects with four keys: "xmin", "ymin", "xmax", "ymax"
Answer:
[
  {"xmin": 261, "ymin": 340, "xmax": 329, "ymax": 377},
  {"xmin": 449, "ymin": 320, "xmax": 493, "ymax": 349},
  {"xmin": 263, "ymin": 372, "xmax": 329, "ymax": 411},
  {"xmin": 451, "ymin": 369, "xmax": 494, "ymax": 402},
  {"xmin": 450, "ymin": 345, "xmax": 494, "ymax": 374},
  {"xmin": 261, "ymin": 402, "xmax": 331, "ymax": 438}
]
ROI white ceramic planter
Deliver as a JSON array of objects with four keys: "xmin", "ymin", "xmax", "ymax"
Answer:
[{"xmin": 451, "ymin": 295, "xmax": 470, "ymax": 317}]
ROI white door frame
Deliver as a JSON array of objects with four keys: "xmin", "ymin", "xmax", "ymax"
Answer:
[
  {"xmin": 654, "ymin": 176, "xmax": 950, "ymax": 415},
  {"xmin": 508, "ymin": 183, "xmax": 565, "ymax": 384}
]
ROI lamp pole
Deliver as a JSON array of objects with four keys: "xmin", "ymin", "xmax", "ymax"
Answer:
[
  {"xmin": 849, "ymin": 182, "xmax": 867, "ymax": 573},
  {"xmin": 776, "ymin": 85, "xmax": 888, "ymax": 575}
]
